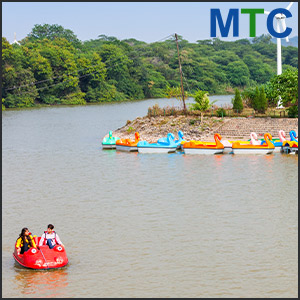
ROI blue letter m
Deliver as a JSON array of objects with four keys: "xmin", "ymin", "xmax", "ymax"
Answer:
[{"xmin": 211, "ymin": 9, "xmax": 239, "ymax": 37}]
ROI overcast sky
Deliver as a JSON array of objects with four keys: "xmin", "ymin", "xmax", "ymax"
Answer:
[{"xmin": 2, "ymin": 2, "xmax": 298, "ymax": 44}]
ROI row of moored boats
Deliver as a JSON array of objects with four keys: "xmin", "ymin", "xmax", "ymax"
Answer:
[{"xmin": 102, "ymin": 130, "xmax": 298, "ymax": 155}]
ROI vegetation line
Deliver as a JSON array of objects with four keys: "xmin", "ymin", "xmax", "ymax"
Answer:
[{"xmin": 2, "ymin": 24, "xmax": 298, "ymax": 113}]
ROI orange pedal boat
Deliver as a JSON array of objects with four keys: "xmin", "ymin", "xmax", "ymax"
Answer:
[
  {"xmin": 182, "ymin": 133, "xmax": 224, "ymax": 154},
  {"xmin": 231, "ymin": 133, "xmax": 275, "ymax": 154},
  {"xmin": 116, "ymin": 132, "xmax": 140, "ymax": 152}
]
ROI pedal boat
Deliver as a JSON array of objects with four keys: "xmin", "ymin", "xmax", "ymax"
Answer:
[
  {"xmin": 222, "ymin": 132, "xmax": 260, "ymax": 153},
  {"xmin": 282, "ymin": 140, "xmax": 298, "ymax": 154},
  {"xmin": 260, "ymin": 130, "xmax": 287, "ymax": 152},
  {"xmin": 116, "ymin": 132, "xmax": 140, "ymax": 152},
  {"xmin": 182, "ymin": 133, "xmax": 224, "ymax": 154},
  {"xmin": 102, "ymin": 131, "xmax": 120, "ymax": 149},
  {"xmin": 13, "ymin": 237, "xmax": 68, "ymax": 270},
  {"xmin": 231, "ymin": 133, "xmax": 275, "ymax": 154},
  {"xmin": 282, "ymin": 131, "xmax": 298, "ymax": 154},
  {"xmin": 137, "ymin": 133, "xmax": 177, "ymax": 153},
  {"xmin": 158, "ymin": 131, "xmax": 185, "ymax": 150},
  {"xmin": 289, "ymin": 130, "xmax": 298, "ymax": 142}
]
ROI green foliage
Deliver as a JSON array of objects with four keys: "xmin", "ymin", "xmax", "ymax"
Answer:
[
  {"xmin": 250, "ymin": 86, "xmax": 267, "ymax": 113},
  {"xmin": 189, "ymin": 90, "xmax": 212, "ymax": 122},
  {"xmin": 267, "ymin": 68, "xmax": 298, "ymax": 107},
  {"xmin": 189, "ymin": 90, "xmax": 210, "ymax": 111},
  {"xmin": 232, "ymin": 88, "xmax": 243, "ymax": 112},
  {"xmin": 227, "ymin": 61, "xmax": 250, "ymax": 87},
  {"xmin": 127, "ymin": 126, "xmax": 134, "ymax": 133},
  {"xmin": 257, "ymin": 87, "xmax": 267, "ymax": 113},
  {"xmin": 2, "ymin": 27, "xmax": 297, "ymax": 109},
  {"xmin": 165, "ymin": 86, "xmax": 188, "ymax": 109},
  {"xmin": 287, "ymin": 105, "xmax": 298, "ymax": 118},
  {"xmin": 216, "ymin": 107, "xmax": 226, "ymax": 117},
  {"xmin": 42, "ymin": 95, "xmax": 60, "ymax": 105},
  {"xmin": 27, "ymin": 24, "xmax": 81, "ymax": 47},
  {"xmin": 2, "ymin": 98, "xmax": 6, "ymax": 110},
  {"xmin": 60, "ymin": 91, "xmax": 86, "ymax": 105}
]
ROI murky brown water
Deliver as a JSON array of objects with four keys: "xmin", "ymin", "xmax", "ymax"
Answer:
[{"xmin": 2, "ymin": 97, "xmax": 298, "ymax": 297}]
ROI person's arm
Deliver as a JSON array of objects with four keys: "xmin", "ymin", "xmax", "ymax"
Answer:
[
  {"xmin": 55, "ymin": 234, "xmax": 64, "ymax": 247},
  {"xmin": 15, "ymin": 238, "xmax": 22, "ymax": 254},
  {"xmin": 29, "ymin": 235, "xmax": 37, "ymax": 248}
]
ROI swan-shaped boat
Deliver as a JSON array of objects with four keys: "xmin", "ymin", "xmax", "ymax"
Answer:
[
  {"xmin": 182, "ymin": 133, "xmax": 224, "ymax": 154},
  {"xmin": 231, "ymin": 133, "xmax": 275, "ymax": 154},
  {"xmin": 260, "ymin": 130, "xmax": 286, "ymax": 152},
  {"xmin": 282, "ymin": 130, "xmax": 298, "ymax": 154},
  {"xmin": 116, "ymin": 132, "xmax": 140, "ymax": 152},
  {"xmin": 102, "ymin": 131, "xmax": 120, "ymax": 149},
  {"xmin": 221, "ymin": 132, "xmax": 260, "ymax": 153},
  {"xmin": 249, "ymin": 132, "xmax": 261, "ymax": 145},
  {"xmin": 137, "ymin": 133, "xmax": 177, "ymax": 153},
  {"xmin": 13, "ymin": 236, "xmax": 68, "ymax": 270},
  {"xmin": 282, "ymin": 140, "xmax": 298, "ymax": 154},
  {"xmin": 289, "ymin": 130, "xmax": 298, "ymax": 142},
  {"xmin": 157, "ymin": 130, "xmax": 185, "ymax": 150}
]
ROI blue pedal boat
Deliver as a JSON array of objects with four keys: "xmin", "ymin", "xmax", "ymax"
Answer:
[
  {"xmin": 137, "ymin": 133, "xmax": 178, "ymax": 153},
  {"xmin": 157, "ymin": 131, "xmax": 185, "ymax": 150}
]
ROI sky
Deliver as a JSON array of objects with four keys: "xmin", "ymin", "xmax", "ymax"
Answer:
[{"xmin": 2, "ymin": 2, "xmax": 298, "ymax": 44}]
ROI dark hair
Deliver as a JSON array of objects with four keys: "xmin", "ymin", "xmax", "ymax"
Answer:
[
  {"xmin": 17, "ymin": 227, "xmax": 33, "ymax": 247},
  {"xmin": 19, "ymin": 227, "xmax": 28, "ymax": 239},
  {"xmin": 48, "ymin": 224, "xmax": 54, "ymax": 230}
]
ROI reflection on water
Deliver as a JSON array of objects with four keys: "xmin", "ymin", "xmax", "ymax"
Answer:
[
  {"xmin": 13, "ymin": 264, "xmax": 69, "ymax": 297},
  {"xmin": 2, "ymin": 100, "xmax": 298, "ymax": 298}
]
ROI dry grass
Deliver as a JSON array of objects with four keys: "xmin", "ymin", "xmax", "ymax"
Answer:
[{"xmin": 147, "ymin": 104, "xmax": 291, "ymax": 119}]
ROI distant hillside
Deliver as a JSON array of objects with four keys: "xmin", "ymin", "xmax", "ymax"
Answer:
[{"xmin": 271, "ymin": 36, "xmax": 298, "ymax": 47}]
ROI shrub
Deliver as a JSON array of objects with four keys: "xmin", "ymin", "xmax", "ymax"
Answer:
[
  {"xmin": 287, "ymin": 105, "xmax": 298, "ymax": 118},
  {"xmin": 216, "ymin": 107, "xmax": 227, "ymax": 117},
  {"xmin": 232, "ymin": 88, "xmax": 243, "ymax": 113}
]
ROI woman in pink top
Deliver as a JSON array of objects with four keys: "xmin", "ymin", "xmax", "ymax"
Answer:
[{"xmin": 39, "ymin": 224, "xmax": 64, "ymax": 249}]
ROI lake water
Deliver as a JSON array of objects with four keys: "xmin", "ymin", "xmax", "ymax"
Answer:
[{"xmin": 2, "ymin": 96, "xmax": 298, "ymax": 298}]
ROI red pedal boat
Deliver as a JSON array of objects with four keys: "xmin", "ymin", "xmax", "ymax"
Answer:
[{"xmin": 13, "ymin": 237, "xmax": 68, "ymax": 270}]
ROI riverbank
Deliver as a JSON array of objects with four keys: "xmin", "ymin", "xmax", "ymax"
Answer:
[{"xmin": 112, "ymin": 115, "xmax": 298, "ymax": 142}]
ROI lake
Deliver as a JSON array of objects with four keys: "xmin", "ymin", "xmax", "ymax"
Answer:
[{"xmin": 2, "ymin": 96, "xmax": 298, "ymax": 297}]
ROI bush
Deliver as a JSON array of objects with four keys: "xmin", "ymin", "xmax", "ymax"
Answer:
[
  {"xmin": 232, "ymin": 88, "xmax": 243, "ymax": 113},
  {"xmin": 41, "ymin": 95, "xmax": 60, "ymax": 105},
  {"xmin": 216, "ymin": 107, "xmax": 227, "ymax": 117},
  {"xmin": 287, "ymin": 105, "xmax": 298, "ymax": 118},
  {"xmin": 61, "ymin": 91, "xmax": 86, "ymax": 105}
]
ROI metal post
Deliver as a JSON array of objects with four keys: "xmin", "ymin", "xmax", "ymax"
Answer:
[{"xmin": 175, "ymin": 33, "xmax": 186, "ymax": 113}]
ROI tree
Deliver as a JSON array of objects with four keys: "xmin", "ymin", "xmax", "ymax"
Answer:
[
  {"xmin": 227, "ymin": 61, "xmax": 250, "ymax": 87},
  {"xmin": 232, "ymin": 88, "xmax": 243, "ymax": 113},
  {"xmin": 257, "ymin": 87, "xmax": 267, "ymax": 113},
  {"xmin": 267, "ymin": 68, "xmax": 298, "ymax": 107},
  {"xmin": 27, "ymin": 24, "xmax": 81, "ymax": 47},
  {"xmin": 166, "ymin": 86, "xmax": 189, "ymax": 109},
  {"xmin": 251, "ymin": 34, "xmax": 272, "ymax": 44},
  {"xmin": 189, "ymin": 90, "xmax": 212, "ymax": 123}
]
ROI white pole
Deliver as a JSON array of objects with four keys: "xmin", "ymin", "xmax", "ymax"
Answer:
[
  {"xmin": 276, "ymin": 19, "xmax": 282, "ymax": 76},
  {"xmin": 276, "ymin": 18, "xmax": 283, "ymax": 108}
]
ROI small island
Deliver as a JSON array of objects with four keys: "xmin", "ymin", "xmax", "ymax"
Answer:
[{"xmin": 111, "ymin": 113, "xmax": 298, "ymax": 143}]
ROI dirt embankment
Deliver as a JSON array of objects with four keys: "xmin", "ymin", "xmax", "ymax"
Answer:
[{"xmin": 111, "ymin": 115, "xmax": 298, "ymax": 142}]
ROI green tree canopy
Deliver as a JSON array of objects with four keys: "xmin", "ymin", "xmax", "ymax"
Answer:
[
  {"xmin": 26, "ymin": 24, "xmax": 81, "ymax": 47},
  {"xmin": 267, "ymin": 68, "xmax": 298, "ymax": 107}
]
